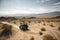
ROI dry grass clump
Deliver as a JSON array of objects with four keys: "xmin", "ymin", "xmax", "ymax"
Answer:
[
  {"xmin": 28, "ymin": 21, "xmax": 31, "ymax": 23},
  {"xmin": 43, "ymin": 34, "xmax": 57, "ymax": 40},
  {"xmin": 0, "ymin": 24, "xmax": 12, "ymax": 40},
  {"xmin": 58, "ymin": 27, "xmax": 60, "ymax": 31},
  {"xmin": 41, "ymin": 28, "xmax": 46, "ymax": 31},
  {"xmin": 39, "ymin": 32, "xmax": 43, "ymax": 35},
  {"xmin": 38, "ymin": 21, "xmax": 41, "ymax": 23},
  {"xmin": 43, "ymin": 23, "xmax": 46, "ymax": 25},
  {"xmin": 30, "ymin": 37, "xmax": 34, "ymax": 40},
  {"xmin": 21, "ymin": 21, "xmax": 25, "ymax": 23},
  {"xmin": 46, "ymin": 21, "xmax": 50, "ymax": 23},
  {"xmin": 13, "ymin": 21, "xmax": 16, "ymax": 24},
  {"xmin": 2, "ymin": 24, "xmax": 12, "ymax": 30},
  {"xmin": 50, "ymin": 24, "xmax": 55, "ymax": 27},
  {"xmin": 0, "ymin": 23, "xmax": 3, "ymax": 30}
]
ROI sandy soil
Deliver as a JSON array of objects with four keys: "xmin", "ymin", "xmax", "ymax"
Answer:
[{"xmin": 1, "ymin": 21, "xmax": 60, "ymax": 40}]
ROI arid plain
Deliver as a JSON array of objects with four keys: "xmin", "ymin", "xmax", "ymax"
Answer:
[{"xmin": 0, "ymin": 17, "xmax": 60, "ymax": 40}]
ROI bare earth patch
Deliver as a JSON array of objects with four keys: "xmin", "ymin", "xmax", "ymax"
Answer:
[{"xmin": 0, "ymin": 18, "xmax": 60, "ymax": 40}]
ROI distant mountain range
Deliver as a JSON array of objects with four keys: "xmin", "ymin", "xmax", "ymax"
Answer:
[
  {"xmin": 0, "ymin": 11, "xmax": 60, "ymax": 18},
  {"xmin": 13, "ymin": 11, "xmax": 60, "ymax": 18},
  {"xmin": 31, "ymin": 11, "xmax": 60, "ymax": 18}
]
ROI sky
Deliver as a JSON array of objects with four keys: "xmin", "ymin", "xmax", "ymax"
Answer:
[{"xmin": 0, "ymin": 0, "xmax": 60, "ymax": 15}]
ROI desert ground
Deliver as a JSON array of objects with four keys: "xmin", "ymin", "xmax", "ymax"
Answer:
[{"xmin": 0, "ymin": 17, "xmax": 60, "ymax": 40}]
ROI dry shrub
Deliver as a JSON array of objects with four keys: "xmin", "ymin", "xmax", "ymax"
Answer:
[
  {"xmin": 28, "ymin": 21, "xmax": 31, "ymax": 23},
  {"xmin": 43, "ymin": 23, "xmax": 45, "ymax": 25},
  {"xmin": 14, "ymin": 21, "xmax": 16, "ymax": 24},
  {"xmin": 19, "ymin": 23, "xmax": 29, "ymax": 31},
  {"xmin": 43, "ymin": 34, "xmax": 57, "ymax": 40},
  {"xmin": 2, "ymin": 24, "xmax": 12, "ymax": 30},
  {"xmin": 41, "ymin": 28, "xmax": 46, "ymax": 31},
  {"xmin": 50, "ymin": 24, "xmax": 54, "ymax": 27},
  {"xmin": 38, "ymin": 21, "xmax": 41, "ymax": 23},
  {"xmin": 47, "ymin": 21, "xmax": 50, "ymax": 23},
  {"xmin": 39, "ymin": 32, "xmax": 43, "ymax": 35},
  {"xmin": 0, "ymin": 24, "xmax": 12, "ymax": 40},
  {"xmin": 58, "ymin": 27, "xmax": 60, "ymax": 31},
  {"xmin": 30, "ymin": 37, "xmax": 34, "ymax": 40}
]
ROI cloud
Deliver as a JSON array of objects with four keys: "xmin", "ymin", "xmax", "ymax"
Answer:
[
  {"xmin": 52, "ymin": 2, "xmax": 60, "ymax": 7},
  {"xmin": 37, "ymin": 0, "xmax": 50, "ymax": 3},
  {"xmin": 54, "ymin": 5, "xmax": 60, "ymax": 8},
  {"xmin": 0, "ymin": 7, "xmax": 56, "ymax": 15},
  {"xmin": 53, "ymin": 2, "xmax": 60, "ymax": 5}
]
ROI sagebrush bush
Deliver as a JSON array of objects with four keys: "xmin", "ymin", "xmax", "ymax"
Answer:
[
  {"xmin": 38, "ymin": 21, "xmax": 41, "ymax": 23},
  {"xmin": 0, "ymin": 24, "xmax": 12, "ymax": 38},
  {"xmin": 41, "ymin": 28, "xmax": 46, "ymax": 31},
  {"xmin": 50, "ymin": 24, "xmax": 54, "ymax": 27},
  {"xmin": 2, "ymin": 24, "xmax": 12, "ymax": 29},
  {"xmin": 58, "ymin": 27, "xmax": 60, "ymax": 31},
  {"xmin": 28, "ymin": 21, "xmax": 31, "ymax": 23},
  {"xmin": 39, "ymin": 32, "xmax": 43, "ymax": 35},
  {"xmin": 43, "ymin": 23, "xmax": 45, "ymax": 25},
  {"xmin": 30, "ymin": 37, "xmax": 34, "ymax": 40},
  {"xmin": 43, "ymin": 34, "xmax": 57, "ymax": 40}
]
